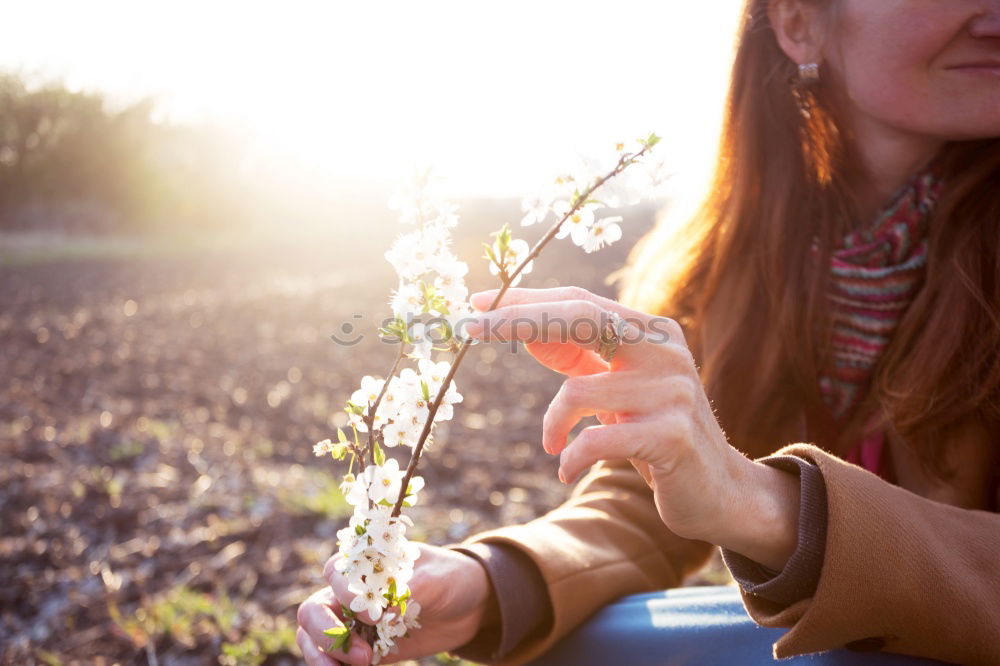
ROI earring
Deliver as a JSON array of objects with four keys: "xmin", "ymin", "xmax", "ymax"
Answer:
[
  {"xmin": 798, "ymin": 62, "xmax": 820, "ymax": 83},
  {"xmin": 790, "ymin": 62, "xmax": 819, "ymax": 119}
]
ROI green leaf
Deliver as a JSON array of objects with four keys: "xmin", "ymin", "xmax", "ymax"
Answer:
[
  {"xmin": 330, "ymin": 443, "xmax": 348, "ymax": 460},
  {"xmin": 482, "ymin": 241, "xmax": 498, "ymax": 265},
  {"xmin": 373, "ymin": 439, "xmax": 386, "ymax": 466},
  {"xmin": 419, "ymin": 281, "xmax": 437, "ymax": 314},
  {"xmin": 355, "ymin": 524, "xmax": 365, "ymax": 535},
  {"xmin": 399, "ymin": 598, "xmax": 407, "ymax": 615},
  {"xmin": 439, "ymin": 318, "xmax": 455, "ymax": 343},
  {"xmin": 645, "ymin": 132, "xmax": 661, "ymax": 148},
  {"xmin": 496, "ymin": 224, "xmax": 512, "ymax": 257},
  {"xmin": 323, "ymin": 626, "xmax": 351, "ymax": 651},
  {"xmin": 420, "ymin": 379, "xmax": 430, "ymax": 402},
  {"xmin": 380, "ymin": 316, "xmax": 410, "ymax": 343}
]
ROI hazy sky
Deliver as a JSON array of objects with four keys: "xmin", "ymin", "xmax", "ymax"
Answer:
[{"xmin": 1, "ymin": 0, "xmax": 744, "ymax": 198}]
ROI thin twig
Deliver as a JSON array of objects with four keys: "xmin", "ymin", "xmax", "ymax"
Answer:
[
  {"xmin": 363, "ymin": 343, "xmax": 406, "ymax": 464},
  {"xmin": 361, "ymin": 343, "xmax": 406, "ymax": 512},
  {"xmin": 389, "ymin": 144, "xmax": 651, "ymax": 517}
]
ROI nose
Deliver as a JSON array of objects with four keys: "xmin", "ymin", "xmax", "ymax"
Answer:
[{"xmin": 968, "ymin": 5, "xmax": 1000, "ymax": 38}]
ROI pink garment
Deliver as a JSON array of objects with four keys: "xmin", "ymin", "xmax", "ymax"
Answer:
[{"xmin": 843, "ymin": 422, "xmax": 895, "ymax": 484}]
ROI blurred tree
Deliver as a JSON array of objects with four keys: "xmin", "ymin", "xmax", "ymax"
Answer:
[{"xmin": 0, "ymin": 71, "xmax": 254, "ymax": 233}]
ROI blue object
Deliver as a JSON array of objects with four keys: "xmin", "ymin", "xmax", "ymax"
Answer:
[{"xmin": 528, "ymin": 585, "xmax": 951, "ymax": 665}]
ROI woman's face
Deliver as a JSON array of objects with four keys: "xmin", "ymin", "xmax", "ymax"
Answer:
[{"xmin": 820, "ymin": 0, "xmax": 1000, "ymax": 141}]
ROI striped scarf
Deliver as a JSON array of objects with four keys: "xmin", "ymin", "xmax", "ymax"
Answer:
[{"xmin": 809, "ymin": 157, "xmax": 945, "ymax": 477}]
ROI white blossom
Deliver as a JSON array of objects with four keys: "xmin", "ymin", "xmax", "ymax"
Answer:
[
  {"xmin": 553, "ymin": 200, "xmax": 599, "ymax": 242},
  {"xmin": 406, "ymin": 322, "xmax": 435, "ymax": 361},
  {"xmin": 488, "ymin": 237, "xmax": 534, "ymax": 287},
  {"xmin": 580, "ymin": 215, "xmax": 624, "ymax": 253},
  {"xmin": 374, "ymin": 376, "xmax": 405, "ymax": 424},
  {"xmin": 350, "ymin": 586, "xmax": 386, "ymax": 622},
  {"xmin": 437, "ymin": 298, "xmax": 473, "ymax": 340},
  {"xmin": 399, "ymin": 475, "xmax": 425, "ymax": 506},
  {"xmin": 417, "ymin": 358, "xmax": 451, "ymax": 389},
  {"xmin": 351, "ymin": 376, "xmax": 385, "ymax": 413},
  {"xmin": 417, "ymin": 359, "xmax": 463, "ymax": 421},
  {"xmin": 382, "ymin": 420, "xmax": 419, "ymax": 448},
  {"xmin": 348, "ymin": 376, "xmax": 390, "ymax": 431},
  {"xmin": 402, "ymin": 600, "xmax": 422, "ymax": 630},
  {"xmin": 520, "ymin": 193, "xmax": 552, "ymax": 227},
  {"xmin": 548, "ymin": 172, "xmax": 579, "ymax": 202},
  {"xmin": 389, "ymin": 281, "xmax": 425, "ymax": 321},
  {"xmin": 596, "ymin": 167, "xmax": 643, "ymax": 207},
  {"xmin": 385, "ymin": 227, "xmax": 452, "ymax": 282},
  {"xmin": 433, "ymin": 262, "xmax": 469, "ymax": 304},
  {"xmin": 313, "ymin": 438, "xmax": 334, "ymax": 456},
  {"xmin": 364, "ymin": 459, "xmax": 407, "ymax": 505},
  {"xmin": 342, "ymin": 474, "xmax": 371, "ymax": 508}
]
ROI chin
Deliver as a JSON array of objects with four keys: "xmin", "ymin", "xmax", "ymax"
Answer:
[
  {"xmin": 936, "ymin": 123, "xmax": 1000, "ymax": 142},
  {"xmin": 900, "ymin": 111, "xmax": 1000, "ymax": 142}
]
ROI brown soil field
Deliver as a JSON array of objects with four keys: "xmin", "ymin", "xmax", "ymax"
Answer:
[{"xmin": 0, "ymin": 200, "xmax": 730, "ymax": 665}]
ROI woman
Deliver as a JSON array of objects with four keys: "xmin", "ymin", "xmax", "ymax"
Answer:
[{"xmin": 297, "ymin": 0, "xmax": 1000, "ymax": 663}]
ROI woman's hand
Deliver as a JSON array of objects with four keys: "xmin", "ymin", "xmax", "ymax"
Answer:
[
  {"xmin": 297, "ymin": 542, "xmax": 492, "ymax": 665},
  {"xmin": 466, "ymin": 286, "xmax": 801, "ymax": 571}
]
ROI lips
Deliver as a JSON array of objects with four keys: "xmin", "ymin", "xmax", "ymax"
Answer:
[{"xmin": 947, "ymin": 60, "xmax": 1000, "ymax": 69}]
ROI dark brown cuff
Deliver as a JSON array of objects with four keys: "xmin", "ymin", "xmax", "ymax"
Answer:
[
  {"xmin": 721, "ymin": 454, "xmax": 828, "ymax": 607},
  {"xmin": 445, "ymin": 541, "xmax": 553, "ymax": 663}
]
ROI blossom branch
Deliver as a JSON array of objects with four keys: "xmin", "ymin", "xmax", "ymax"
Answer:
[
  {"xmin": 314, "ymin": 134, "xmax": 664, "ymax": 663},
  {"xmin": 389, "ymin": 140, "xmax": 655, "ymax": 518}
]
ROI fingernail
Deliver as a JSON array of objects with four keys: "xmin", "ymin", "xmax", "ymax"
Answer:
[{"xmin": 558, "ymin": 468, "xmax": 567, "ymax": 484}]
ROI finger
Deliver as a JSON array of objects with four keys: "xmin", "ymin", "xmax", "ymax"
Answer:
[
  {"xmin": 523, "ymin": 339, "xmax": 609, "ymax": 377},
  {"xmin": 559, "ymin": 420, "xmax": 686, "ymax": 485},
  {"xmin": 471, "ymin": 286, "xmax": 651, "ymax": 328},
  {"xmin": 298, "ymin": 626, "xmax": 340, "ymax": 666},
  {"xmin": 298, "ymin": 587, "xmax": 372, "ymax": 665},
  {"xmin": 465, "ymin": 299, "xmax": 655, "ymax": 366},
  {"xmin": 473, "ymin": 287, "xmax": 687, "ymax": 347},
  {"xmin": 471, "ymin": 287, "xmax": 686, "ymax": 350},
  {"xmin": 542, "ymin": 372, "xmax": 657, "ymax": 454},
  {"xmin": 596, "ymin": 410, "xmax": 617, "ymax": 425},
  {"xmin": 629, "ymin": 457, "xmax": 654, "ymax": 487}
]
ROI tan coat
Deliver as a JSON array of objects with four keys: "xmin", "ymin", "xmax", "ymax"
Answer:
[{"xmin": 458, "ymin": 413, "xmax": 1000, "ymax": 664}]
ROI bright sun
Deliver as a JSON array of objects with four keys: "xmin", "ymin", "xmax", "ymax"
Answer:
[{"xmin": 1, "ymin": 0, "xmax": 744, "ymax": 198}]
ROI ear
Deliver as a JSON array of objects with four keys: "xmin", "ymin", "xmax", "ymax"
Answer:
[{"xmin": 767, "ymin": 0, "xmax": 827, "ymax": 66}]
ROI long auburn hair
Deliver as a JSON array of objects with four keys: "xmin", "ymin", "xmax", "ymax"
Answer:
[{"xmin": 618, "ymin": 0, "xmax": 1000, "ymax": 480}]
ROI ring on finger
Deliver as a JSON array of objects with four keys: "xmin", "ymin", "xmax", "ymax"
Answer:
[{"xmin": 598, "ymin": 311, "xmax": 627, "ymax": 362}]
